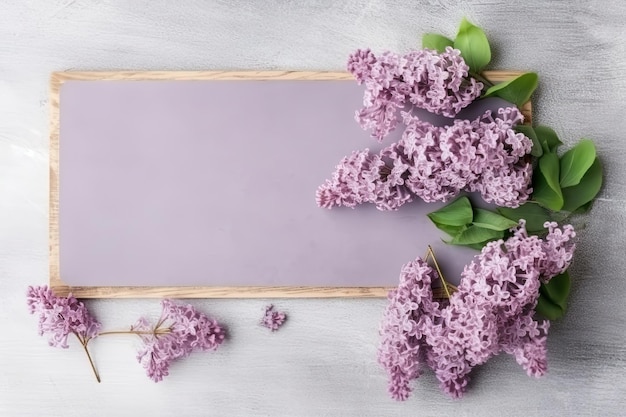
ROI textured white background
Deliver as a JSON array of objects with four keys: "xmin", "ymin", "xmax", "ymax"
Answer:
[{"xmin": 1, "ymin": 1, "xmax": 625, "ymax": 416}]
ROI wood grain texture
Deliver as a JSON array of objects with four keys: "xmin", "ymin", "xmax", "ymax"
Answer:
[
  {"xmin": 49, "ymin": 70, "xmax": 524, "ymax": 298},
  {"xmin": 47, "ymin": 284, "xmax": 457, "ymax": 299},
  {"xmin": 51, "ymin": 70, "xmax": 355, "ymax": 81},
  {"xmin": 2, "ymin": 1, "xmax": 625, "ymax": 416}
]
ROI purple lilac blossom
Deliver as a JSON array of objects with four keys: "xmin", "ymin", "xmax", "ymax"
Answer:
[
  {"xmin": 317, "ymin": 107, "xmax": 532, "ymax": 210},
  {"xmin": 315, "ymin": 149, "xmax": 412, "ymax": 210},
  {"xmin": 347, "ymin": 47, "xmax": 484, "ymax": 142},
  {"xmin": 260, "ymin": 304, "xmax": 287, "ymax": 332},
  {"xmin": 133, "ymin": 299, "xmax": 226, "ymax": 382},
  {"xmin": 26, "ymin": 285, "xmax": 101, "ymax": 348},
  {"xmin": 378, "ymin": 221, "xmax": 576, "ymax": 400}
]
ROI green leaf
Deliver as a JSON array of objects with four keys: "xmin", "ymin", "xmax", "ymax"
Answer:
[
  {"xmin": 535, "ymin": 294, "xmax": 565, "ymax": 320},
  {"xmin": 515, "ymin": 125, "xmax": 542, "ymax": 157},
  {"xmin": 427, "ymin": 196, "xmax": 473, "ymax": 227},
  {"xmin": 450, "ymin": 225, "xmax": 503, "ymax": 245},
  {"xmin": 542, "ymin": 271, "xmax": 571, "ymax": 305},
  {"xmin": 536, "ymin": 271, "xmax": 571, "ymax": 320},
  {"xmin": 534, "ymin": 125, "xmax": 562, "ymax": 153},
  {"xmin": 559, "ymin": 139, "xmax": 596, "ymax": 187},
  {"xmin": 465, "ymin": 240, "xmax": 493, "ymax": 251},
  {"xmin": 422, "ymin": 33, "xmax": 454, "ymax": 52},
  {"xmin": 561, "ymin": 157, "xmax": 603, "ymax": 212},
  {"xmin": 533, "ymin": 153, "xmax": 564, "ymax": 211},
  {"xmin": 454, "ymin": 18, "xmax": 491, "ymax": 73},
  {"xmin": 483, "ymin": 72, "xmax": 538, "ymax": 107},
  {"xmin": 472, "ymin": 208, "xmax": 519, "ymax": 231},
  {"xmin": 434, "ymin": 223, "xmax": 466, "ymax": 237},
  {"xmin": 571, "ymin": 200, "xmax": 595, "ymax": 215},
  {"xmin": 497, "ymin": 204, "xmax": 552, "ymax": 232}
]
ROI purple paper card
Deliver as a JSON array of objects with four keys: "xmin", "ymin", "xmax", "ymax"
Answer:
[{"xmin": 58, "ymin": 79, "xmax": 506, "ymax": 288}]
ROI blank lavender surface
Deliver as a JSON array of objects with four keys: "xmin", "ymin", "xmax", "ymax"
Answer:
[{"xmin": 58, "ymin": 79, "xmax": 484, "ymax": 288}]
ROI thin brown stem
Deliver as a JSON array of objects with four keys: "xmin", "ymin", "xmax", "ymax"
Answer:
[
  {"xmin": 424, "ymin": 246, "xmax": 458, "ymax": 299},
  {"xmin": 75, "ymin": 333, "xmax": 100, "ymax": 383},
  {"xmin": 98, "ymin": 329, "xmax": 171, "ymax": 337},
  {"xmin": 154, "ymin": 316, "xmax": 167, "ymax": 330}
]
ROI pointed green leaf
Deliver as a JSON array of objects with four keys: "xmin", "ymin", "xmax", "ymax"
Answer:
[
  {"xmin": 515, "ymin": 125, "xmax": 542, "ymax": 157},
  {"xmin": 535, "ymin": 294, "xmax": 565, "ymax": 320},
  {"xmin": 422, "ymin": 33, "xmax": 454, "ymax": 52},
  {"xmin": 533, "ymin": 174, "xmax": 563, "ymax": 211},
  {"xmin": 536, "ymin": 271, "xmax": 570, "ymax": 320},
  {"xmin": 472, "ymin": 208, "xmax": 519, "ymax": 231},
  {"xmin": 427, "ymin": 196, "xmax": 473, "ymax": 227},
  {"xmin": 497, "ymin": 203, "xmax": 552, "ymax": 232},
  {"xmin": 561, "ymin": 157, "xmax": 603, "ymax": 212},
  {"xmin": 571, "ymin": 200, "xmax": 595, "ymax": 215},
  {"xmin": 450, "ymin": 225, "xmax": 503, "ymax": 245},
  {"xmin": 534, "ymin": 125, "xmax": 562, "ymax": 153},
  {"xmin": 464, "ymin": 241, "xmax": 493, "ymax": 251},
  {"xmin": 542, "ymin": 271, "xmax": 571, "ymax": 306},
  {"xmin": 483, "ymin": 72, "xmax": 538, "ymax": 107},
  {"xmin": 559, "ymin": 139, "xmax": 596, "ymax": 187},
  {"xmin": 434, "ymin": 223, "xmax": 466, "ymax": 238},
  {"xmin": 533, "ymin": 153, "xmax": 564, "ymax": 211},
  {"xmin": 454, "ymin": 18, "xmax": 491, "ymax": 73}
]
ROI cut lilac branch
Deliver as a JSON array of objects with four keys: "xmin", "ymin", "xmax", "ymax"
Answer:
[
  {"xmin": 347, "ymin": 47, "xmax": 483, "ymax": 142},
  {"xmin": 378, "ymin": 221, "xmax": 576, "ymax": 400},
  {"xmin": 27, "ymin": 288, "xmax": 227, "ymax": 384},
  {"xmin": 26, "ymin": 286, "xmax": 103, "ymax": 382},
  {"xmin": 317, "ymin": 107, "xmax": 533, "ymax": 211}
]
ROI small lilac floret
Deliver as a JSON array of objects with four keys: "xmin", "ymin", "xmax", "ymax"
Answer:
[{"xmin": 260, "ymin": 304, "xmax": 287, "ymax": 332}]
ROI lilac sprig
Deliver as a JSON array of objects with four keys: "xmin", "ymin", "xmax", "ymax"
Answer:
[
  {"xmin": 27, "ymin": 286, "xmax": 102, "ymax": 381},
  {"xmin": 130, "ymin": 299, "xmax": 226, "ymax": 382},
  {"xmin": 317, "ymin": 107, "xmax": 532, "ymax": 210},
  {"xmin": 27, "ymin": 290, "xmax": 226, "ymax": 383},
  {"xmin": 347, "ymin": 47, "xmax": 484, "ymax": 141},
  {"xmin": 378, "ymin": 221, "xmax": 576, "ymax": 399}
]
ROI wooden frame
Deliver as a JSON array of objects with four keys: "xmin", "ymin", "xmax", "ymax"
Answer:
[{"xmin": 49, "ymin": 70, "xmax": 531, "ymax": 298}]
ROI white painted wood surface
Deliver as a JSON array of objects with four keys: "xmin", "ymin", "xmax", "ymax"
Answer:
[{"xmin": 1, "ymin": 1, "xmax": 625, "ymax": 416}]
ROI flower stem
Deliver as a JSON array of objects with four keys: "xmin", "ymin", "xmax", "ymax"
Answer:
[
  {"xmin": 98, "ymin": 329, "xmax": 171, "ymax": 337},
  {"xmin": 75, "ymin": 333, "xmax": 100, "ymax": 383}
]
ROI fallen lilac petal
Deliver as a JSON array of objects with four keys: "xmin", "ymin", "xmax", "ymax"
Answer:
[{"xmin": 260, "ymin": 304, "xmax": 287, "ymax": 332}]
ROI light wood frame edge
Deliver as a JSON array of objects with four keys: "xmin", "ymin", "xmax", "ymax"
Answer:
[{"xmin": 49, "ymin": 70, "xmax": 532, "ymax": 298}]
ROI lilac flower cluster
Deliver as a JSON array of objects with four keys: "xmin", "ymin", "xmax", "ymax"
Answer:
[
  {"xmin": 27, "ymin": 285, "xmax": 101, "ymax": 348},
  {"xmin": 378, "ymin": 221, "xmax": 576, "ymax": 399},
  {"xmin": 347, "ymin": 47, "xmax": 484, "ymax": 141},
  {"xmin": 133, "ymin": 299, "xmax": 226, "ymax": 382},
  {"xmin": 260, "ymin": 304, "xmax": 287, "ymax": 332},
  {"xmin": 317, "ymin": 107, "xmax": 532, "ymax": 210}
]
